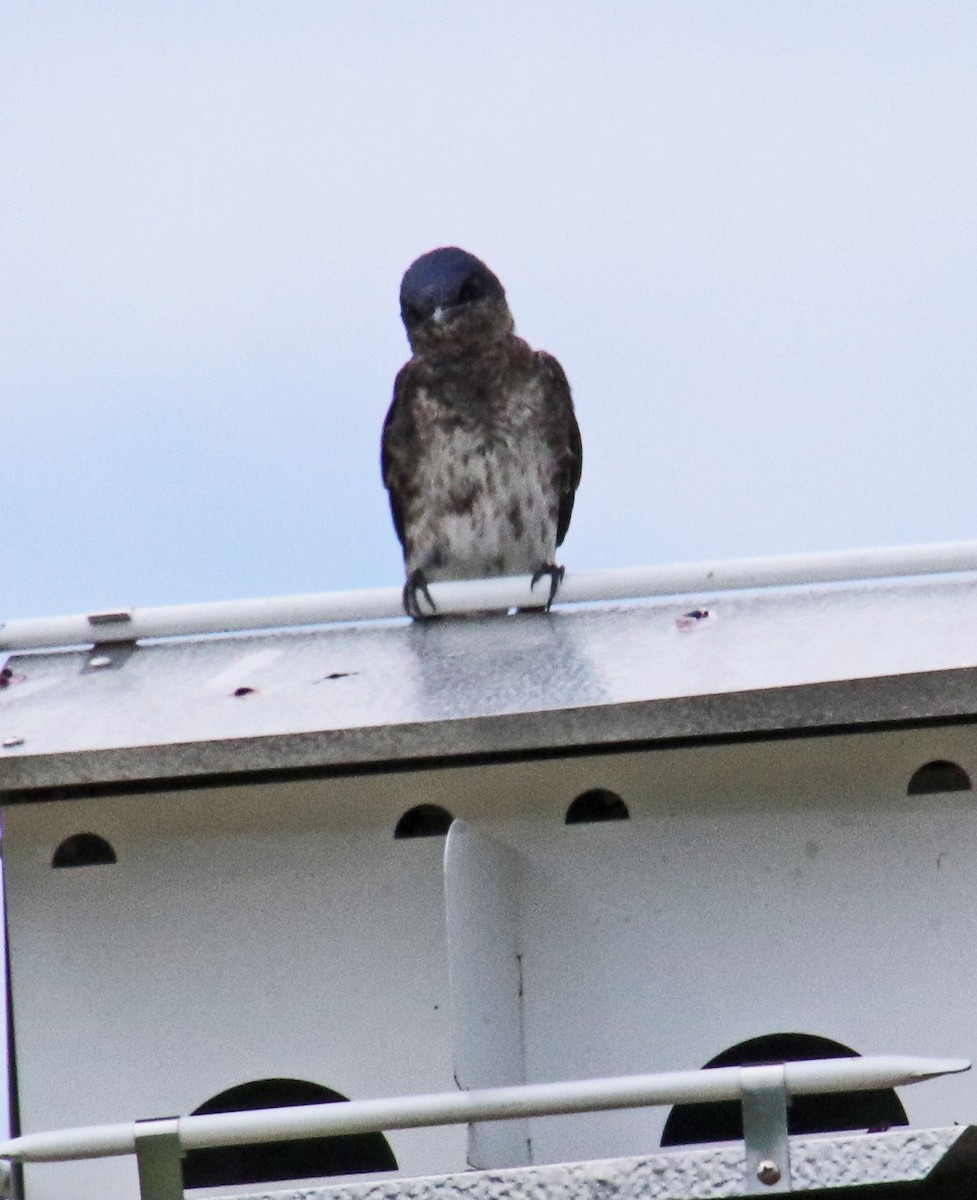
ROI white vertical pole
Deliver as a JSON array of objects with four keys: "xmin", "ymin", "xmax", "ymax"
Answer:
[{"xmin": 444, "ymin": 822, "xmax": 531, "ymax": 1168}]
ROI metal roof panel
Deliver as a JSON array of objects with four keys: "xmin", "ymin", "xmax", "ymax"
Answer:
[{"xmin": 3, "ymin": 573, "xmax": 977, "ymax": 791}]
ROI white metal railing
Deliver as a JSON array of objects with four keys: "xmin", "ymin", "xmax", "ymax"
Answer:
[
  {"xmin": 4, "ymin": 539, "xmax": 977, "ymax": 650},
  {"xmin": 0, "ymin": 1056, "xmax": 968, "ymax": 1199}
]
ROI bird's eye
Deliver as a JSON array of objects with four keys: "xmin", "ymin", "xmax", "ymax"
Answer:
[
  {"xmin": 457, "ymin": 278, "xmax": 483, "ymax": 304},
  {"xmin": 404, "ymin": 303, "xmax": 424, "ymax": 324}
]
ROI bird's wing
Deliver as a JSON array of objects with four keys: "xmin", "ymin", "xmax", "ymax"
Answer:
[
  {"xmin": 537, "ymin": 352, "xmax": 583, "ymax": 547},
  {"xmin": 380, "ymin": 365, "xmax": 419, "ymax": 555}
]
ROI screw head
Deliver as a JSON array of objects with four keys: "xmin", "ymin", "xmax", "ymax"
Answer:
[
  {"xmin": 757, "ymin": 1160, "xmax": 782, "ymax": 1186},
  {"xmin": 1, "ymin": 736, "xmax": 25, "ymax": 749},
  {"xmin": 88, "ymin": 656, "xmax": 113, "ymax": 670}
]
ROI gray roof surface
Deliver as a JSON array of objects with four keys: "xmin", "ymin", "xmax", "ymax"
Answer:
[{"xmin": 3, "ymin": 573, "xmax": 977, "ymax": 792}]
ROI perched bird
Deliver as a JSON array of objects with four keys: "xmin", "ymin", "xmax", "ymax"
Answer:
[{"xmin": 382, "ymin": 247, "xmax": 582, "ymax": 617}]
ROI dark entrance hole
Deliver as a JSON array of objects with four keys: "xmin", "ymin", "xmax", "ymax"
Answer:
[
  {"xmin": 660, "ymin": 1033, "xmax": 908, "ymax": 1147},
  {"xmin": 394, "ymin": 804, "xmax": 453, "ymax": 839},
  {"xmin": 182, "ymin": 1078, "xmax": 397, "ymax": 1188},
  {"xmin": 51, "ymin": 833, "xmax": 117, "ymax": 868},
  {"xmin": 907, "ymin": 760, "xmax": 971, "ymax": 795},
  {"xmin": 565, "ymin": 788, "xmax": 629, "ymax": 824}
]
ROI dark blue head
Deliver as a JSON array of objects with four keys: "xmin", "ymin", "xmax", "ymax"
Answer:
[{"xmin": 400, "ymin": 247, "xmax": 507, "ymax": 345}]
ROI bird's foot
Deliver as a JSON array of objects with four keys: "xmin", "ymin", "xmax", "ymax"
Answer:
[
  {"xmin": 403, "ymin": 569, "xmax": 437, "ymax": 618},
  {"xmin": 529, "ymin": 562, "xmax": 565, "ymax": 611}
]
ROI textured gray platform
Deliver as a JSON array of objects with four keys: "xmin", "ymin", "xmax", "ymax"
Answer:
[
  {"xmin": 216, "ymin": 1126, "xmax": 970, "ymax": 1200},
  {"xmin": 4, "ymin": 573, "xmax": 977, "ymax": 790}
]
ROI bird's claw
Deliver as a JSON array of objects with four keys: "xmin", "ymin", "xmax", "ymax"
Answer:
[
  {"xmin": 403, "ymin": 569, "xmax": 437, "ymax": 618},
  {"xmin": 530, "ymin": 562, "xmax": 565, "ymax": 611}
]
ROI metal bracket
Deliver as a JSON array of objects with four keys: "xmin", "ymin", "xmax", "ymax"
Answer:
[
  {"xmin": 87, "ymin": 609, "xmax": 134, "ymax": 629},
  {"xmin": 741, "ymin": 1064, "xmax": 791, "ymax": 1193},
  {"xmin": 134, "ymin": 1119, "xmax": 184, "ymax": 1200}
]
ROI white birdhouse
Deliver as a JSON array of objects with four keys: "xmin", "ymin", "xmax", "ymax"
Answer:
[{"xmin": 1, "ymin": 556, "xmax": 976, "ymax": 1200}]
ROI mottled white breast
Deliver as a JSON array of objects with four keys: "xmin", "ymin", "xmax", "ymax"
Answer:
[{"xmin": 405, "ymin": 384, "xmax": 558, "ymax": 581}]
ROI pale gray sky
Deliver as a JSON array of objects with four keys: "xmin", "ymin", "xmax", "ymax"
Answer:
[{"xmin": 4, "ymin": 2, "xmax": 977, "ymax": 620}]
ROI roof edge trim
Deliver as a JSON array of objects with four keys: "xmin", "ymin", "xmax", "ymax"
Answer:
[{"xmin": 4, "ymin": 664, "xmax": 977, "ymax": 799}]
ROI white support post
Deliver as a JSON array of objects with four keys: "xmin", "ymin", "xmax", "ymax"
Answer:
[
  {"xmin": 444, "ymin": 821, "xmax": 531, "ymax": 1169},
  {"xmin": 134, "ymin": 1120, "xmax": 184, "ymax": 1200}
]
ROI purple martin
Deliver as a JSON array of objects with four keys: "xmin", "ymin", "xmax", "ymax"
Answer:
[{"xmin": 382, "ymin": 247, "xmax": 582, "ymax": 617}]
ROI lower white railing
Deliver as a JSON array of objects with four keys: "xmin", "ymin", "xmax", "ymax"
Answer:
[{"xmin": 0, "ymin": 1055, "xmax": 968, "ymax": 1200}]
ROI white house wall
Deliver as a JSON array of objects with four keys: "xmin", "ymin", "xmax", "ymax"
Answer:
[
  {"xmin": 3, "ymin": 722, "xmax": 977, "ymax": 1197},
  {"xmin": 3, "ymin": 781, "xmax": 462, "ymax": 1200}
]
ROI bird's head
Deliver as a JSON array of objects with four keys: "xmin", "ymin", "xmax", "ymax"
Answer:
[{"xmin": 400, "ymin": 247, "xmax": 513, "ymax": 355}]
